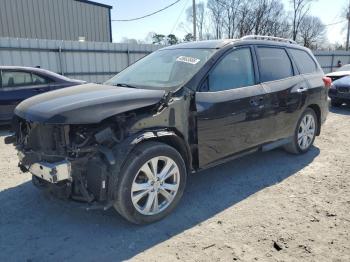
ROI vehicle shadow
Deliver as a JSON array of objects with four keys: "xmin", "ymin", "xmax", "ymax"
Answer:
[
  {"xmin": 330, "ymin": 104, "xmax": 350, "ymax": 115},
  {"xmin": 0, "ymin": 146, "xmax": 320, "ymax": 261}
]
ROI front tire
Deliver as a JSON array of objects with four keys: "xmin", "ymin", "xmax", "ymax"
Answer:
[
  {"xmin": 284, "ymin": 108, "xmax": 318, "ymax": 154},
  {"xmin": 113, "ymin": 141, "xmax": 187, "ymax": 224}
]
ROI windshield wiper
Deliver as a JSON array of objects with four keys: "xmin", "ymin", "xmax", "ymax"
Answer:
[{"xmin": 112, "ymin": 83, "xmax": 137, "ymax": 89}]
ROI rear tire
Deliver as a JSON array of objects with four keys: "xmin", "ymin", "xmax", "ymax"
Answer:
[
  {"xmin": 331, "ymin": 99, "xmax": 343, "ymax": 107},
  {"xmin": 284, "ymin": 108, "xmax": 318, "ymax": 154},
  {"xmin": 113, "ymin": 141, "xmax": 187, "ymax": 224}
]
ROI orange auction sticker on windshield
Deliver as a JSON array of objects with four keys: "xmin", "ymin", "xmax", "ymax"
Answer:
[{"xmin": 176, "ymin": 56, "xmax": 200, "ymax": 65}]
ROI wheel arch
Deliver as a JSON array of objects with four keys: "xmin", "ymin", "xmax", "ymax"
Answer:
[
  {"xmin": 108, "ymin": 129, "xmax": 192, "ymax": 201},
  {"xmin": 130, "ymin": 130, "xmax": 193, "ymax": 172}
]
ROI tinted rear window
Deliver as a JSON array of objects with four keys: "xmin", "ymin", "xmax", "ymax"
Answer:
[
  {"xmin": 1, "ymin": 71, "xmax": 32, "ymax": 87},
  {"xmin": 257, "ymin": 47, "xmax": 294, "ymax": 82},
  {"xmin": 289, "ymin": 49, "xmax": 317, "ymax": 74}
]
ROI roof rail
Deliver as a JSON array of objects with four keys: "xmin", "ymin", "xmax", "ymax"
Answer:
[{"xmin": 241, "ymin": 35, "xmax": 297, "ymax": 44}]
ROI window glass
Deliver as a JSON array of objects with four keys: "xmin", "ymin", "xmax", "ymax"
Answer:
[
  {"xmin": 257, "ymin": 47, "xmax": 293, "ymax": 82},
  {"xmin": 32, "ymin": 74, "xmax": 50, "ymax": 85},
  {"xmin": 289, "ymin": 49, "xmax": 317, "ymax": 74},
  {"xmin": 105, "ymin": 48, "xmax": 215, "ymax": 91},
  {"xmin": 2, "ymin": 71, "xmax": 32, "ymax": 87},
  {"xmin": 209, "ymin": 48, "xmax": 255, "ymax": 92}
]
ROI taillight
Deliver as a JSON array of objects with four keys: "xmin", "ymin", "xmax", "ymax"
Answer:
[{"xmin": 322, "ymin": 76, "xmax": 332, "ymax": 88}]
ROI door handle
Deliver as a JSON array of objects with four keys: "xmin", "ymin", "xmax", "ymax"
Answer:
[
  {"xmin": 297, "ymin": 87, "xmax": 307, "ymax": 93},
  {"xmin": 34, "ymin": 88, "xmax": 45, "ymax": 92}
]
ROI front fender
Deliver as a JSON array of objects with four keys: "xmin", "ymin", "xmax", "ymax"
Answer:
[{"xmin": 107, "ymin": 129, "xmax": 191, "ymax": 201}]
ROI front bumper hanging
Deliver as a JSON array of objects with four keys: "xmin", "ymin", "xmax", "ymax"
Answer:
[{"xmin": 18, "ymin": 152, "xmax": 72, "ymax": 183}]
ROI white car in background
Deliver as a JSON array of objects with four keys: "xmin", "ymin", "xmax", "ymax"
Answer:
[{"xmin": 326, "ymin": 64, "xmax": 350, "ymax": 81}]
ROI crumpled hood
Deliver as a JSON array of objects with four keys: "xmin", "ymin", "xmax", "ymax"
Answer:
[{"xmin": 15, "ymin": 83, "xmax": 165, "ymax": 124}]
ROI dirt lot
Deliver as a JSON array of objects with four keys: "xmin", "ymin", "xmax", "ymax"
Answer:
[{"xmin": 0, "ymin": 107, "xmax": 349, "ymax": 262}]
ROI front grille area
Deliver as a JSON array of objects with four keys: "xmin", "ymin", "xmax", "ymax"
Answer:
[{"xmin": 15, "ymin": 118, "xmax": 69, "ymax": 161}]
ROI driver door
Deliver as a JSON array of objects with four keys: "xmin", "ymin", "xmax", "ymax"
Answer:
[{"xmin": 196, "ymin": 47, "xmax": 268, "ymax": 167}]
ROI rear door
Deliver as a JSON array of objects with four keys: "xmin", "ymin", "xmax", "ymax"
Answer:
[
  {"xmin": 255, "ymin": 46, "xmax": 307, "ymax": 141},
  {"xmin": 287, "ymin": 48, "xmax": 325, "ymax": 108},
  {"xmin": 0, "ymin": 70, "xmax": 49, "ymax": 121},
  {"xmin": 196, "ymin": 46, "xmax": 267, "ymax": 167}
]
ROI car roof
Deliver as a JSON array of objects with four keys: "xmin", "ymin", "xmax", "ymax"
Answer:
[
  {"xmin": 161, "ymin": 39, "xmax": 238, "ymax": 49},
  {"xmin": 161, "ymin": 38, "xmax": 308, "ymax": 51},
  {"xmin": 0, "ymin": 66, "xmax": 71, "ymax": 81}
]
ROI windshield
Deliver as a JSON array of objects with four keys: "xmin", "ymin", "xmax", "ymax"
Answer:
[
  {"xmin": 337, "ymin": 64, "xmax": 350, "ymax": 72},
  {"xmin": 104, "ymin": 48, "xmax": 215, "ymax": 90}
]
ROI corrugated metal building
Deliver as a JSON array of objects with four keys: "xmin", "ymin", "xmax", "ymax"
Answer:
[{"xmin": 0, "ymin": 0, "xmax": 113, "ymax": 42}]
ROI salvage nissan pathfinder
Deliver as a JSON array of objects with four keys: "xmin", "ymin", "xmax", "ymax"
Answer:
[{"xmin": 6, "ymin": 36, "xmax": 330, "ymax": 224}]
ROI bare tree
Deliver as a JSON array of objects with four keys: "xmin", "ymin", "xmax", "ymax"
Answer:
[
  {"xmin": 257, "ymin": 0, "xmax": 290, "ymax": 37},
  {"xmin": 236, "ymin": 0, "xmax": 255, "ymax": 37},
  {"xmin": 236, "ymin": 0, "xmax": 290, "ymax": 38},
  {"xmin": 207, "ymin": 0, "xmax": 224, "ymax": 39},
  {"xmin": 290, "ymin": 0, "xmax": 314, "ymax": 41},
  {"xmin": 298, "ymin": 15, "xmax": 325, "ymax": 48},
  {"xmin": 187, "ymin": 0, "xmax": 324, "ymax": 44},
  {"xmin": 217, "ymin": 0, "xmax": 243, "ymax": 38},
  {"xmin": 186, "ymin": 2, "xmax": 205, "ymax": 40}
]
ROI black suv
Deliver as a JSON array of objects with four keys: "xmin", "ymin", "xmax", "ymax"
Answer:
[{"xmin": 7, "ymin": 36, "xmax": 330, "ymax": 224}]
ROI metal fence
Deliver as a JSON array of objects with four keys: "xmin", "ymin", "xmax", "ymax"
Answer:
[
  {"xmin": 313, "ymin": 51, "xmax": 350, "ymax": 73},
  {"xmin": 0, "ymin": 37, "xmax": 161, "ymax": 83},
  {"xmin": 1, "ymin": 37, "xmax": 350, "ymax": 82}
]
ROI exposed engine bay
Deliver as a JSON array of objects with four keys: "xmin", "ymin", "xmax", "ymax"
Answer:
[{"xmin": 11, "ymin": 113, "xmax": 134, "ymax": 207}]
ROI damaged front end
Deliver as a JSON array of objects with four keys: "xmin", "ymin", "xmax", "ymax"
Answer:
[
  {"xmin": 6, "ymin": 82, "xmax": 195, "ymax": 213},
  {"xmin": 11, "ymin": 115, "xmax": 131, "ymax": 207}
]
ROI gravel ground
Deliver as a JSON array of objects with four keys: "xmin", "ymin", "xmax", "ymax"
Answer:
[{"xmin": 0, "ymin": 107, "xmax": 349, "ymax": 262}]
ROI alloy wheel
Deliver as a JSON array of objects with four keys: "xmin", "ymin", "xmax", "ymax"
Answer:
[
  {"xmin": 297, "ymin": 113, "xmax": 316, "ymax": 150},
  {"xmin": 131, "ymin": 156, "xmax": 180, "ymax": 215}
]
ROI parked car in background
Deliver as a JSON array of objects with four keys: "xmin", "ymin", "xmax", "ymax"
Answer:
[
  {"xmin": 326, "ymin": 64, "xmax": 350, "ymax": 81},
  {"xmin": 0, "ymin": 66, "xmax": 86, "ymax": 124},
  {"xmin": 329, "ymin": 75, "xmax": 350, "ymax": 107},
  {"xmin": 6, "ymin": 36, "xmax": 329, "ymax": 224}
]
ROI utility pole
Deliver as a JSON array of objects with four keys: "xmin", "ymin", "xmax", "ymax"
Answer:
[
  {"xmin": 347, "ymin": 0, "xmax": 350, "ymax": 51},
  {"xmin": 192, "ymin": 0, "xmax": 196, "ymax": 41}
]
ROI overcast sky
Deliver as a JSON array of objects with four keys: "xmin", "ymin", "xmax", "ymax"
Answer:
[{"xmin": 97, "ymin": 0, "xmax": 348, "ymax": 44}]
